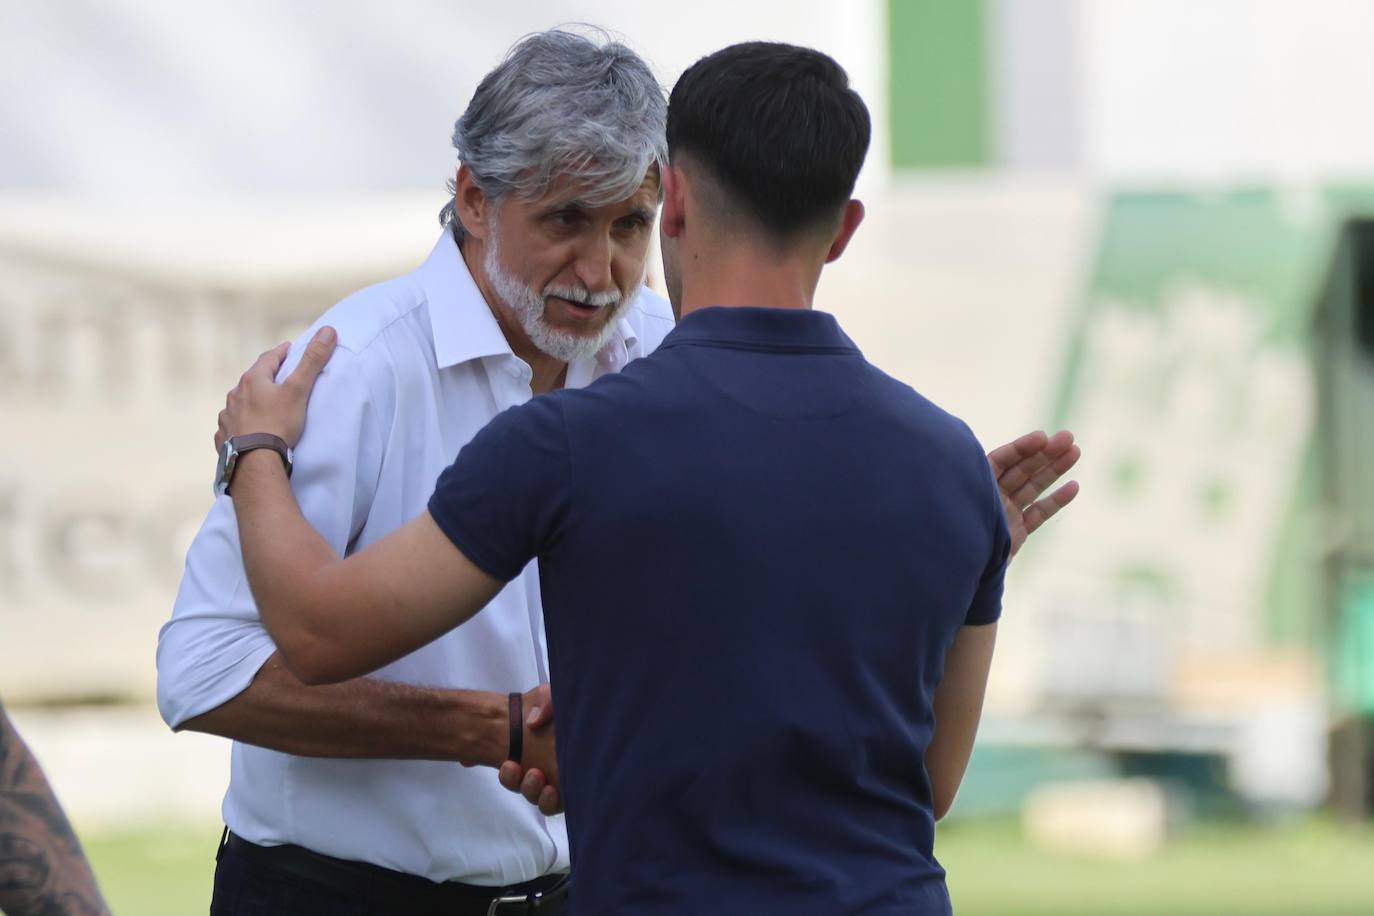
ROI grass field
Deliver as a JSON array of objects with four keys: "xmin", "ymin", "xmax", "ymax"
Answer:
[
  {"xmin": 80, "ymin": 817, "xmax": 1374, "ymax": 915},
  {"xmin": 83, "ymin": 823, "xmax": 218, "ymax": 916},
  {"xmin": 939, "ymin": 817, "xmax": 1374, "ymax": 915}
]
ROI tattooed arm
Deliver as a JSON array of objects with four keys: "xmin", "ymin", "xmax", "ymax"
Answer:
[{"xmin": 0, "ymin": 702, "xmax": 109, "ymax": 916}]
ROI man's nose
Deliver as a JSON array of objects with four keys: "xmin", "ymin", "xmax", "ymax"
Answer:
[{"xmin": 573, "ymin": 231, "xmax": 615, "ymax": 295}]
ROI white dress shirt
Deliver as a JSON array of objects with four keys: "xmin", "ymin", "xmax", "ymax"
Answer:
[{"xmin": 156, "ymin": 229, "xmax": 675, "ymax": 884}]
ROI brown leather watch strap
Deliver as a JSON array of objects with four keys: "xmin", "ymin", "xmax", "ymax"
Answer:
[
  {"xmin": 225, "ymin": 433, "xmax": 293, "ymax": 496},
  {"xmin": 232, "ymin": 434, "xmax": 291, "ymax": 466}
]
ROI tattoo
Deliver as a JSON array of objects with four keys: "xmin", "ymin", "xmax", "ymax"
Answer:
[
  {"xmin": 0, "ymin": 704, "xmax": 110, "ymax": 915},
  {"xmin": 0, "ymin": 835, "xmax": 50, "ymax": 898}
]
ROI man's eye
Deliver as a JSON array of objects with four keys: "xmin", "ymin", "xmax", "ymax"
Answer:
[{"xmin": 550, "ymin": 211, "xmax": 582, "ymax": 227}]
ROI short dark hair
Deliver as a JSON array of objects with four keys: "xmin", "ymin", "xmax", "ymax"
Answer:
[{"xmin": 666, "ymin": 42, "xmax": 871, "ymax": 239}]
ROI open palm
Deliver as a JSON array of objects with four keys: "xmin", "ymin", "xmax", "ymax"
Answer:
[{"xmin": 987, "ymin": 429, "xmax": 1081, "ymax": 559}]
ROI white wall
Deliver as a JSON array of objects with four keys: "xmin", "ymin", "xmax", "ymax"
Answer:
[
  {"xmin": 19, "ymin": 2, "xmax": 1374, "ymax": 195},
  {"xmin": 990, "ymin": 0, "xmax": 1374, "ymax": 183},
  {"xmin": 991, "ymin": 0, "xmax": 1084, "ymax": 171},
  {"xmin": 3, "ymin": 1, "xmax": 888, "ymax": 197},
  {"xmin": 1079, "ymin": 0, "xmax": 1374, "ymax": 183}
]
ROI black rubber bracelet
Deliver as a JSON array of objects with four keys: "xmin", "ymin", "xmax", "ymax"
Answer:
[{"xmin": 508, "ymin": 692, "xmax": 523, "ymax": 764}]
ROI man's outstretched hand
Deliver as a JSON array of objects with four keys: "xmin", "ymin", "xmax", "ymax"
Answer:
[
  {"xmin": 988, "ymin": 429, "xmax": 1081, "ymax": 559},
  {"xmin": 498, "ymin": 687, "xmax": 562, "ymax": 816}
]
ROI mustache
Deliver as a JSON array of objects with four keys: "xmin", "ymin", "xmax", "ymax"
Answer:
[{"xmin": 544, "ymin": 284, "xmax": 621, "ymax": 308}]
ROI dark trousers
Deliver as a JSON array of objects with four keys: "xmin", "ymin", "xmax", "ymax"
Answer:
[{"xmin": 211, "ymin": 830, "xmax": 569, "ymax": 916}]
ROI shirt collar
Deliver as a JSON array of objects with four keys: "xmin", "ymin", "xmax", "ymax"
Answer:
[
  {"xmin": 601, "ymin": 309, "xmax": 640, "ymax": 366},
  {"xmin": 419, "ymin": 229, "xmax": 514, "ymax": 369},
  {"xmin": 419, "ymin": 228, "xmax": 641, "ymax": 371},
  {"xmin": 660, "ymin": 306, "xmax": 859, "ymax": 354}
]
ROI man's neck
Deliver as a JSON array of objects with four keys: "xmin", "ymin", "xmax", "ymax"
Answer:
[
  {"xmin": 529, "ymin": 360, "xmax": 569, "ymax": 396},
  {"xmin": 458, "ymin": 232, "xmax": 569, "ymax": 395},
  {"xmin": 676, "ymin": 242, "xmax": 823, "ymax": 319},
  {"xmin": 482, "ymin": 298, "xmax": 569, "ymax": 395}
]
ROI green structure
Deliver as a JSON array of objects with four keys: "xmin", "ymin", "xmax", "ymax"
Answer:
[
  {"xmin": 887, "ymin": 0, "xmax": 989, "ymax": 168},
  {"xmin": 957, "ymin": 188, "xmax": 1374, "ymax": 817},
  {"xmin": 1313, "ymin": 218, "xmax": 1374, "ymax": 816}
]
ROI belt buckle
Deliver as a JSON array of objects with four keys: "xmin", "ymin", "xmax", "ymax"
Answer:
[{"xmin": 486, "ymin": 891, "xmax": 533, "ymax": 916}]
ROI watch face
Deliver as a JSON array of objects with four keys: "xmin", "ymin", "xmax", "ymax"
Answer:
[{"xmin": 214, "ymin": 441, "xmax": 235, "ymax": 497}]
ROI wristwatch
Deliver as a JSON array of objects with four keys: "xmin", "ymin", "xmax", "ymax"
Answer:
[{"xmin": 214, "ymin": 433, "xmax": 294, "ymax": 497}]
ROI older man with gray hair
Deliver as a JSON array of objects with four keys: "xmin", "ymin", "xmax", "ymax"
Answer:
[{"xmin": 156, "ymin": 29, "xmax": 671, "ymax": 914}]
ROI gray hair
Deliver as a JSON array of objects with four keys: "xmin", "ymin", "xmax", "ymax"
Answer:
[{"xmin": 439, "ymin": 28, "xmax": 668, "ymax": 236}]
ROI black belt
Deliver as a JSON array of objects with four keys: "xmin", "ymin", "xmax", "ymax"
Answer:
[{"xmin": 220, "ymin": 830, "xmax": 569, "ymax": 915}]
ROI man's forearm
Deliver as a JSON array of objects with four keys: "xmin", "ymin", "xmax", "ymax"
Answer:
[
  {"xmin": 230, "ymin": 448, "xmax": 503, "ymax": 684},
  {"xmin": 232, "ymin": 449, "xmax": 340, "ymax": 656},
  {"xmin": 0, "ymin": 703, "xmax": 110, "ymax": 916},
  {"xmin": 180, "ymin": 653, "xmax": 509, "ymax": 767}
]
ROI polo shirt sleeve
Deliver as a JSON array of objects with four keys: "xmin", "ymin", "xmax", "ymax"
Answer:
[
  {"xmin": 427, "ymin": 395, "xmax": 572, "ymax": 582},
  {"xmin": 963, "ymin": 461, "xmax": 1012, "ymax": 626}
]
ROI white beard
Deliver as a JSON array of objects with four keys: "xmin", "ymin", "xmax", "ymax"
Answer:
[{"xmin": 485, "ymin": 230, "xmax": 641, "ymax": 364}]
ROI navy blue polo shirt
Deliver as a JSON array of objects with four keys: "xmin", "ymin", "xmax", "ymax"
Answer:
[{"xmin": 429, "ymin": 306, "xmax": 1010, "ymax": 915}]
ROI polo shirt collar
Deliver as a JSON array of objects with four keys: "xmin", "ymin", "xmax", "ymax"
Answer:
[
  {"xmin": 661, "ymin": 306, "xmax": 858, "ymax": 353},
  {"xmin": 419, "ymin": 228, "xmax": 640, "ymax": 371}
]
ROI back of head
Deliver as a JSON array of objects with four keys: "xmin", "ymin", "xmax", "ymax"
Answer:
[
  {"xmin": 666, "ymin": 42, "xmax": 871, "ymax": 241},
  {"xmin": 440, "ymin": 28, "xmax": 667, "ymax": 234}
]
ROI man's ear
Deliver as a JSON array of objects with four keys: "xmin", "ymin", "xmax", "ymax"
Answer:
[
  {"xmin": 660, "ymin": 163, "xmax": 687, "ymax": 240},
  {"xmin": 454, "ymin": 165, "xmax": 491, "ymax": 242},
  {"xmin": 824, "ymin": 199, "xmax": 866, "ymax": 264}
]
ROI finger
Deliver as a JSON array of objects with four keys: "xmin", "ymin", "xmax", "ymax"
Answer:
[
  {"xmin": 986, "ymin": 430, "xmax": 1047, "ymax": 477},
  {"xmin": 996, "ymin": 451, "xmax": 1050, "ymax": 502},
  {"xmin": 1000, "ymin": 431, "xmax": 1071, "ymax": 483},
  {"xmin": 249, "ymin": 341, "xmax": 292, "ymax": 382},
  {"xmin": 527, "ymin": 702, "xmax": 554, "ymax": 729},
  {"xmin": 1023, "ymin": 480, "xmax": 1080, "ymax": 536},
  {"xmin": 532, "ymin": 682, "xmax": 553, "ymax": 709},
  {"xmin": 287, "ymin": 326, "xmax": 337, "ymax": 391},
  {"xmin": 498, "ymin": 761, "xmax": 524, "ymax": 792},
  {"xmin": 1000, "ymin": 432, "xmax": 1075, "ymax": 501},
  {"xmin": 1011, "ymin": 443, "xmax": 1081, "ymax": 508},
  {"xmin": 1005, "ymin": 442, "xmax": 1077, "ymax": 505},
  {"xmin": 1039, "ymin": 431, "xmax": 1080, "ymax": 477},
  {"xmin": 521, "ymin": 769, "xmax": 547, "ymax": 805},
  {"xmin": 1049, "ymin": 435, "xmax": 1080, "ymax": 471},
  {"xmin": 538, "ymin": 785, "xmax": 563, "ymax": 817}
]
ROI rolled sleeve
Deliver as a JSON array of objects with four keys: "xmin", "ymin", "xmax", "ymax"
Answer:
[
  {"xmin": 156, "ymin": 505, "xmax": 280, "ymax": 728},
  {"xmin": 156, "ymin": 341, "xmax": 383, "ymax": 728}
]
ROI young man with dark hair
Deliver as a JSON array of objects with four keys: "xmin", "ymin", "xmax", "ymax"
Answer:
[
  {"xmin": 209, "ymin": 42, "xmax": 1078, "ymax": 914},
  {"xmin": 664, "ymin": 42, "xmax": 872, "ymax": 239}
]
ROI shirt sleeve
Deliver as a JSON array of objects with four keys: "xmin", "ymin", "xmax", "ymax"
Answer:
[
  {"xmin": 155, "ymin": 340, "xmax": 384, "ymax": 729},
  {"xmin": 427, "ymin": 395, "xmax": 571, "ymax": 583},
  {"xmin": 963, "ymin": 455, "xmax": 1012, "ymax": 627}
]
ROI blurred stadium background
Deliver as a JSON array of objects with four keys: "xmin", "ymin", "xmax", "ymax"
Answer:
[{"xmin": 6, "ymin": 1, "xmax": 1374, "ymax": 912}]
